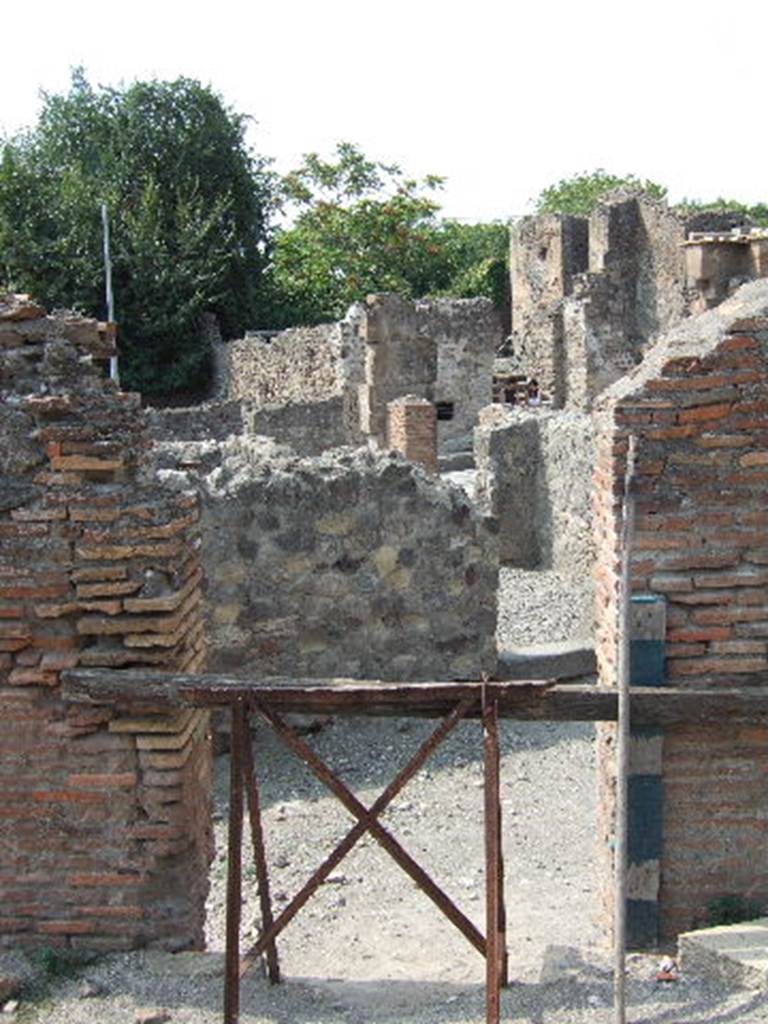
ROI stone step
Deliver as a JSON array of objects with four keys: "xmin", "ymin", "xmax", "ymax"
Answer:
[
  {"xmin": 438, "ymin": 450, "xmax": 474, "ymax": 472},
  {"xmin": 497, "ymin": 641, "xmax": 596, "ymax": 681},
  {"xmin": 679, "ymin": 918, "xmax": 768, "ymax": 989}
]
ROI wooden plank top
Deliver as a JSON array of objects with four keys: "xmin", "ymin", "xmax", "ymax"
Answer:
[{"xmin": 61, "ymin": 668, "xmax": 768, "ymax": 726}]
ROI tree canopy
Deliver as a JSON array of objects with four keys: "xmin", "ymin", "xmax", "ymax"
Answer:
[
  {"xmin": 535, "ymin": 169, "xmax": 667, "ymax": 216},
  {"xmin": 263, "ymin": 143, "xmax": 508, "ymax": 327},
  {"xmin": 0, "ymin": 70, "xmax": 274, "ymax": 394}
]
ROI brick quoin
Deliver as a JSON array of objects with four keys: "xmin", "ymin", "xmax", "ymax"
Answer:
[
  {"xmin": 0, "ymin": 297, "xmax": 213, "ymax": 953},
  {"xmin": 593, "ymin": 282, "xmax": 768, "ymax": 944}
]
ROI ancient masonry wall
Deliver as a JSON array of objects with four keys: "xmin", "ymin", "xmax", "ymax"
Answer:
[
  {"xmin": 358, "ymin": 294, "xmax": 437, "ymax": 445},
  {"xmin": 222, "ymin": 309, "xmax": 365, "ymax": 448},
  {"xmin": 418, "ymin": 297, "xmax": 500, "ymax": 447},
  {"xmin": 186, "ymin": 295, "xmax": 498, "ymax": 458},
  {"xmin": 153, "ymin": 440, "xmax": 498, "ymax": 683},
  {"xmin": 148, "ymin": 396, "xmax": 353, "ymax": 455},
  {"xmin": 593, "ymin": 281, "xmax": 768, "ymax": 941},
  {"xmin": 0, "ymin": 298, "xmax": 212, "ymax": 952},
  {"xmin": 511, "ymin": 197, "xmax": 753, "ymax": 410},
  {"xmin": 474, "ymin": 406, "xmax": 595, "ymax": 583}
]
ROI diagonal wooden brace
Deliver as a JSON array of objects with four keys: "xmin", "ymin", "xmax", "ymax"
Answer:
[{"xmin": 241, "ymin": 696, "xmax": 485, "ymax": 969}]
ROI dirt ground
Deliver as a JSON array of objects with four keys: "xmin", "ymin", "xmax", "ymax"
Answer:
[{"xmin": 7, "ymin": 715, "xmax": 768, "ymax": 1023}]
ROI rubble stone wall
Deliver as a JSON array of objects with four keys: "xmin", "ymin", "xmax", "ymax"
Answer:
[
  {"xmin": 246, "ymin": 396, "xmax": 360, "ymax": 454},
  {"xmin": 224, "ymin": 307, "xmax": 366, "ymax": 412},
  {"xmin": 147, "ymin": 401, "xmax": 246, "ymax": 442},
  {"xmin": 420, "ymin": 297, "xmax": 500, "ymax": 447},
  {"xmin": 593, "ymin": 281, "xmax": 768, "ymax": 940},
  {"xmin": 147, "ymin": 396, "xmax": 357, "ymax": 455},
  {"xmin": 0, "ymin": 298, "xmax": 212, "ymax": 953},
  {"xmin": 153, "ymin": 440, "xmax": 498, "ymax": 682},
  {"xmin": 359, "ymin": 294, "xmax": 437, "ymax": 445},
  {"xmin": 474, "ymin": 406, "xmax": 595, "ymax": 590},
  {"xmin": 511, "ymin": 198, "xmax": 755, "ymax": 411}
]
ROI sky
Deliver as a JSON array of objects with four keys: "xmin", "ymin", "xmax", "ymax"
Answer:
[{"xmin": 1, "ymin": 0, "xmax": 765, "ymax": 223}]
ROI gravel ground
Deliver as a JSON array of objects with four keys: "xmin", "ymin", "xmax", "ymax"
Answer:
[{"xmin": 7, "ymin": 570, "xmax": 768, "ymax": 1022}]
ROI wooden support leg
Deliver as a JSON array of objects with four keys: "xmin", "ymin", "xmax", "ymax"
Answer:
[
  {"xmin": 483, "ymin": 686, "xmax": 504, "ymax": 1024},
  {"xmin": 240, "ymin": 705, "xmax": 281, "ymax": 983},
  {"xmin": 224, "ymin": 700, "xmax": 245, "ymax": 1024}
]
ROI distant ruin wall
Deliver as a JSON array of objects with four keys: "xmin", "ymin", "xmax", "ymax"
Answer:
[
  {"xmin": 510, "ymin": 198, "xmax": 758, "ymax": 411},
  {"xmin": 246, "ymin": 395, "xmax": 361, "ymax": 454},
  {"xmin": 147, "ymin": 396, "xmax": 359, "ymax": 455},
  {"xmin": 153, "ymin": 440, "xmax": 499, "ymax": 682},
  {"xmin": 223, "ymin": 309, "xmax": 366, "ymax": 409},
  {"xmin": 593, "ymin": 281, "xmax": 768, "ymax": 941},
  {"xmin": 421, "ymin": 297, "xmax": 500, "ymax": 447},
  {"xmin": 147, "ymin": 401, "xmax": 246, "ymax": 442},
  {"xmin": 474, "ymin": 406, "xmax": 595, "ymax": 590}
]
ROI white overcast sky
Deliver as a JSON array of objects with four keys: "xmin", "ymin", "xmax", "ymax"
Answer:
[{"xmin": 1, "ymin": 0, "xmax": 764, "ymax": 223}]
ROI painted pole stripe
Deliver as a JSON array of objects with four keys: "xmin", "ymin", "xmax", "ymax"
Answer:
[{"xmin": 627, "ymin": 594, "xmax": 665, "ymax": 949}]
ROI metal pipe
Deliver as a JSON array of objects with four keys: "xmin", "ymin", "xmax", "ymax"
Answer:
[
  {"xmin": 100, "ymin": 202, "xmax": 119, "ymax": 386},
  {"xmin": 614, "ymin": 434, "xmax": 637, "ymax": 1024}
]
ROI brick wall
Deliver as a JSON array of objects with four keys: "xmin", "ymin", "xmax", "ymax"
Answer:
[
  {"xmin": 593, "ymin": 281, "xmax": 768, "ymax": 941},
  {"xmin": 387, "ymin": 396, "xmax": 438, "ymax": 474},
  {"xmin": 0, "ymin": 296, "xmax": 212, "ymax": 952}
]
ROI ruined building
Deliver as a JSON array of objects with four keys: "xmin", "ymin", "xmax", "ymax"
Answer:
[
  {"xmin": 509, "ymin": 195, "xmax": 753, "ymax": 409},
  {"xmin": 1, "ymin": 188, "xmax": 768, "ymax": 958}
]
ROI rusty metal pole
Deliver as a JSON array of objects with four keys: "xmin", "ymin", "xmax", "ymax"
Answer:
[
  {"xmin": 614, "ymin": 435, "xmax": 637, "ymax": 1024},
  {"xmin": 224, "ymin": 700, "xmax": 246, "ymax": 1024},
  {"xmin": 483, "ymin": 685, "xmax": 503, "ymax": 1024}
]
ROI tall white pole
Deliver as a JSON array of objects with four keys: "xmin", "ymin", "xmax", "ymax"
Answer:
[{"xmin": 101, "ymin": 202, "xmax": 119, "ymax": 386}]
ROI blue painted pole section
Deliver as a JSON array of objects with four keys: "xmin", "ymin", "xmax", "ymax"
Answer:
[{"xmin": 627, "ymin": 594, "xmax": 666, "ymax": 949}]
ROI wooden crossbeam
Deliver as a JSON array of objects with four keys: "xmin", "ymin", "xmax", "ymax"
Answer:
[{"xmin": 63, "ymin": 669, "xmax": 768, "ymax": 726}]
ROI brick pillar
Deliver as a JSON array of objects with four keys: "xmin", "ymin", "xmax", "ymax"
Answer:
[
  {"xmin": 593, "ymin": 287, "xmax": 768, "ymax": 944},
  {"xmin": 387, "ymin": 395, "xmax": 438, "ymax": 474},
  {"xmin": 0, "ymin": 297, "xmax": 212, "ymax": 953}
]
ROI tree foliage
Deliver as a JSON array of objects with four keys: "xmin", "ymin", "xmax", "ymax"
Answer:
[
  {"xmin": 0, "ymin": 70, "xmax": 274, "ymax": 394},
  {"xmin": 264, "ymin": 143, "xmax": 508, "ymax": 326},
  {"xmin": 676, "ymin": 196, "xmax": 768, "ymax": 227},
  {"xmin": 535, "ymin": 169, "xmax": 667, "ymax": 216}
]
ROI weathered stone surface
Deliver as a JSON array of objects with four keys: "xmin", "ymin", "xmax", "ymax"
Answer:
[
  {"xmin": 474, "ymin": 405, "xmax": 595, "ymax": 587},
  {"xmin": 153, "ymin": 439, "xmax": 498, "ymax": 681},
  {"xmin": 510, "ymin": 197, "xmax": 752, "ymax": 409},
  {"xmin": 497, "ymin": 641, "xmax": 596, "ymax": 680},
  {"xmin": 679, "ymin": 918, "xmax": 768, "ymax": 989}
]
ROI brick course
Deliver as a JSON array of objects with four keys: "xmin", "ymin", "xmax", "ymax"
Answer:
[
  {"xmin": 0, "ymin": 296, "xmax": 212, "ymax": 951},
  {"xmin": 593, "ymin": 282, "xmax": 768, "ymax": 941}
]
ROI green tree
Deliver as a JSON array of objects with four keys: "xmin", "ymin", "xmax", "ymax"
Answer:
[
  {"xmin": 0, "ymin": 70, "xmax": 275, "ymax": 394},
  {"xmin": 535, "ymin": 169, "xmax": 667, "ymax": 216},
  {"xmin": 676, "ymin": 196, "xmax": 768, "ymax": 227},
  {"xmin": 264, "ymin": 143, "xmax": 509, "ymax": 326}
]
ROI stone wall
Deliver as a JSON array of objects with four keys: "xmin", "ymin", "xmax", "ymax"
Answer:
[
  {"xmin": 205, "ymin": 295, "xmax": 498, "ymax": 458},
  {"xmin": 146, "ymin": 401, "xmax": 245, "ymax": 442},
  {"xmin": 147, "ymin": 396, "xmax": 356, "ymax": 455},
  {"xmin": 359, "ymin": 294, "xmax": 437, "ymax": 445},
  {"xmin": 593, "ymin": 281, "xmax": 768, "ymax": 940},
  {"xmin": 153, "ymin": 440, "xmax": 498, "ymax": 682},
  {"xmin": 420, "ymin": 297, "xmax": 500, "ymax": 447},
  {"xmin": 246, "ymin": 396, "xmax": 359, "ymax": 454},
  {"xmin": 474, "ymin": 405, "xmax": 595, "ymax": 589},
  {"xmin": 510, "ymin": 197, "xmax": 756, "ymax": 410},
  {"xmin": 224, "ymin": 309, "xmax": 365, "ymax": 408},
  {"xmin": 0, "ymin": 296, "xmax": 212, "ymax": 952}
]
